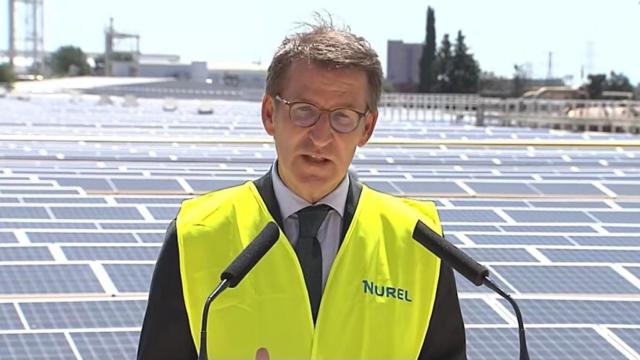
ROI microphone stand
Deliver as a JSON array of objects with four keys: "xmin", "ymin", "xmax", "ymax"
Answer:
[
  {"xmin": 483, "ymin": 277, "xmax": 529, "ymax": 360},
  {"xmin": 197, "ymin": 279, "xmax": 230, "ymax": 360}
]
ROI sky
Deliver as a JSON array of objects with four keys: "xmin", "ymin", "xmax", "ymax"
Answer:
[{"xmin": 2, "ymin": 0, "xmax": 639, "ymax": 85}]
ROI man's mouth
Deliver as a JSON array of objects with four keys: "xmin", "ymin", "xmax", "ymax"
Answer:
[{"xmin": 303, "ymin": 154, "xmax": 330, "ymax": 163}]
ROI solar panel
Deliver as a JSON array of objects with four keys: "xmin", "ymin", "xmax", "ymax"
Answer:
[
  {"xmin": 531, "ymin": 183, "xmax": 606, "ymax": 196},
  {"xmin": 459, "ymin": 298, "xmax": 508, "ymax": 324},
  {"xmin": 611, "ymin": 328, "xmax": 640, "ymax": 354},
  {"xmin": 541, "ymin": 249, "xmax": 640, "ymax": 263},
  {"xmin": 48, "ymin": 178, "xmax": 113, "ymax": 191},
  {"xmin": 27, "ymin": 232, "xmax": 137, "ymax": 243},
  {"xmin": 71, "ymin": 331, "xmax": 139, "ymax": 360},
  {"xmin": 146, "ymin": 206, "xmax": 179, "ymax": 220},
  {"xmin": 393, "ymin": 181, "xmax": 467, "ymax": 194},
  {"xmin": 2, "ymin": 189, "xmax": 82, "ymax": 195},
  {"xmin": 0, "ymin": 197, "xmax": 19, "ymax": 203},
  {"xmin": 103, "ymin": 264, "xmax": 154, "ymax": 293},
  {"xmin": 466, "ymin": 328, "xmax": 627, "ymax": 360},
  {"xmin": 461, "ymin": 248, "xmax": 537, "ymax": 262},
  {"xmin": 187, "ymin": 179, "xmax": 245, "ymax": 192},
  {"xmin": 616, "ymin": 202, "xmax": 640, "ymax": 209},
  {"xmin": 626, "ymin": 267, "xmax": 640, "ymax": 279},
  {"xmin": 0, "ymin": 265, "xmax": 104, "ymax": 295},
  {"xmin": 361, "ymin": 180, "xmax": 399, "ymax": 193},
  {"xmin": 528, "ymin": 201, "xmax": 612, "ymax": 209},
  {"xmin": 136, "ymin": 232, "xmax": 166, "ymax": 243},
  {"xmin": 492, "ymin": 265, "xmax": 640, "ymax": 294},
  {"xmin": 100, "ymin": 222, "xmax": 168, "ymax": 230},
  {"xmin": 0, "ymin": 333, "xmax": 75, "ymax": 360},
  {"xmin": 0, "ymin": 221, "xmax": 98, "ymax": 230},
  {"xmin": 603, "ymin": 226, "xmax": 640, "ymax": 233},
  {"xmin": 0, "ymin": 247, "xmax": 54, "ymax": 261},
  {"xmin": 0, "ymin": 231, "xmax": 18, "ymax": 243},
  {"xmin": 465, "ymin": 182, "xmax": 539, "ymax": 195},
  {"xmin": 115, "ymin": 197, "xmax": 186, "ymax": 204},
  {"xmin": 504, "ymin": 210, "xmax": 593, "ymax": 223},
  {"xmin": 20, "ymin": 300, "xmax": 146, "ymax": 329},
  {"xmin": 468, "ymin": 234, "xmax": 572, "ymax": 245},
  {"xmin": 62, "ymin": 246, "xmax": 160, "ymax": 261},
  {"xmin": 50, "ymin": 206, "xmax": 144, "ymax": 220},
  {"xmin": 443, "ymin": 225, "xmax": 500, "ymax": 232},
  {"xmin": 588, "ymin": 211, "xmax": 640, "ymax": 224},
  {"xmin": 605, "ymin": 184, "xmax": 640, "ymax": 196},
  {"xmin": 500, "ymin": 299, "xmax": 640, "ymax": 325},
  {"xmin": 449, "ymin": 200, "xmax": 530, "ymax": 208},
  {"xmin": 112, "ymin": 178, "xmax": 184, "ymax": 192},
  {"xmin": 0, "ymin": 207, "xmax": 51, "ymax": 219},
  {"xmin": 500, "ymin": 225, "xmax": 596, "ymax": 233},
  {"xmin": 439, "ymin": 209, "xmax": 504, "ymax": 222},
  {"xmin": 0, "ymin": 303, "xmax": 24, "ymax": 330},
  {"xmin": 569, "ymin": 235, "xmax": 640, "ymax": 246}
]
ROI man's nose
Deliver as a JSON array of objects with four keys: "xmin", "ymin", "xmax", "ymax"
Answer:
[{"xmin": 308, "ymin": 112, "xmax": 333, "ymax": 147}]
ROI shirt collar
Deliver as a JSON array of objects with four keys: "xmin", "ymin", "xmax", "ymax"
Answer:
[{"xmin": 271, "ymin": 160, "xmax": 349, "ymax": 220}]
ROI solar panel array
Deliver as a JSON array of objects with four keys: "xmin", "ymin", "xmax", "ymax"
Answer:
[{"xmin": 1, "ymin": 94, "xmax": 639, "ymax": 359}]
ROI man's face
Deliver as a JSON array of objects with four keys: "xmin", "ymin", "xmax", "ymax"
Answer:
[{"xmin": 261, "ymin": 60, "xmax": 378, "ymax": 203}]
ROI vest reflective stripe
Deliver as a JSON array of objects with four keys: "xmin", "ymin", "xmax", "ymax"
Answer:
[{"xmin": 177, "ymin": 182, "xmax": 443, "ymax": 359}]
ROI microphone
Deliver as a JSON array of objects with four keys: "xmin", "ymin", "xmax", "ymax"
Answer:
[
  {"xmin": 197, "ymin": 222, "xmax": 280, "ymax": 360},
  {"xmin": 412, "ymin": 220, "xmax": 530, "ymax": 360}
]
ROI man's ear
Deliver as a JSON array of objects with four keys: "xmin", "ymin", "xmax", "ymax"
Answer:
[
  {"xmin": 261, "ymin": 95, "xmax": 276, "ymax": 136},
  {"xmin": 358, "ymin": 111, "xmax": 378, "ymax": 147}
]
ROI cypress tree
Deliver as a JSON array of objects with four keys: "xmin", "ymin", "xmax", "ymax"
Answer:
[{"xmin": 418, "ymin": 7, "xmax": 436, "ymax": 92}]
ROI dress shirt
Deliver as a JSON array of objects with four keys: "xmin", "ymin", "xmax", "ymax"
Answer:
[{"xmin": 271, "ymin": 162, "xmax": 349, "ymax": 290}]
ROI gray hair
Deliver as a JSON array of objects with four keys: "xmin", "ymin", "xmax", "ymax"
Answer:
[{"xmin": 265, "ymin": 14, "xmax": 383, "ymax": 111}]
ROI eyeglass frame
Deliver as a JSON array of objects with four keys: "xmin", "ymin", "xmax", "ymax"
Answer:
[{"xmin": 274, "ymin": 95, "xmax": 370, "ymax": 134}]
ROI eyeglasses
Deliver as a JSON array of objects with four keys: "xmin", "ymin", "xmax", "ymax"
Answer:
[{"xmin": 275, "ymin": 95, "xmax": 369, "ymax": 134}]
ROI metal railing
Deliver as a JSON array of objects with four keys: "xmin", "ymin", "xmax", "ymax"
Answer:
[{"xmin": 379, "ymin": 93, "xmax": 640, "ymax": 134}]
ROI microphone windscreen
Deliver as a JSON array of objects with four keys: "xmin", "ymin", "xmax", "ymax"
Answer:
[
  {"xmin": 412, "ymin": 220, "xmax": 488, "ymax": 286},
  {"xmin": 221, "ymin": 222, "xmax": 280, "ymax": 288}
]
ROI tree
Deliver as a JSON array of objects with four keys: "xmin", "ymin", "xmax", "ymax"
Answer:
[
  {"xmin": 418, "ymin": 7, "xmax": 436, "ymax": 93},
  {"xmin": 450, "ymin": 30, "xmax": 480, "ymax": 93},
  {"xmin": 606, "ymin": 71, "xmax": 633, "ymax": 92},
  {"xmin": 434, "ymin": 34, "xmax": 453, "ymax": 92},
  {"xmin": 0, "ymin": 63, "xmax": 16, "ymax": 89},
  {"xmin": 50, "ymin": 46, "xmax": 91, "ymax": 76}
]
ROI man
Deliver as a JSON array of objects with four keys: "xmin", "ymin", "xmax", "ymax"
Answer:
[{"xmin": 138, "ymin": 19, "xmax": 466, "ymax": 360}]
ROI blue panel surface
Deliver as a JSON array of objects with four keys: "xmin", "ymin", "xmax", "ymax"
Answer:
[
  {"xmin": 52, "ymin": 178, "xmax": 113, "ymax": 191},
  {"xmin": 136, "ymin": 232, "xmax": 166, "ymax": 243},
  {"xmin": 531, "ymin": 183, "xmax": 606, "ymax": 196},
  {"xmin": 492, "ymin": 265, "xmax": 640, "ymax": 294},
  {"xmin": 21, "ymin": 300, "xmax": 146, "ymax": 329},
  {"xmin": 146, "ymin": 206, "xmax": 179, "ymax": 220},
  {"xmin": 0, "ymin": 247, "xmax": 54, "ymax": 261},
  {"xmin": 62, "ymin": 246, "xmax": 160, "ymax": 261},
  {"xmin": 27, "ymin": 232, "xmax": 137, "ymax": 243},
  {"xmin": 104, "ymin": 264, "xmax": 154, "ymax": 293},
  {"xmin": 468, "ymin": 234, "xmax": 572, "ymax": 245},
  {"xmin": 393, "ymin": 181, "xmax": 467, "ymax": 194},
  {"xmin": 0, "ymin": 333, "xmax": 75, "ymax": 360},
  {"xmin": 0, "ymin": 207, "xmax": 50, "ymax": 219},
  {"xmin": 439, "ymin": 209, "xmax": 504, "ymax": 222},
  {"xmin": 499, "ymin": 299, "xmax": 640, "ymax": 325},
  {"xmin": 0, "ymin": 303, "xmax": 24, "ymax": 330},
  {"xmin": 51, "ymin": 206, "xmax": 143, "ymax": 220},
  {"xmin": 112, "ymin": 178, "xmax": 184, "ymax": 192},
  {"xmin": 569, "ymin": 235, "xmax": 640, "ymax": 246},
  {"xmin": 467, "ymin": 328, "xmax": 627, "ymax": 360},
  {"xmin": 588, "ymin": 211, "xmax": 640, "ymax": 224},
  {"xmin": 612, "ymin": 329, "xmax": 640, "ymax": 354},
  {"xmin": 459, "ymin": 299, "xmax": 508, "ymax": 325},
  {"xmin": 504, "ymin": 210, "xmax": 593, "ymax": 223},
  {"xmin": 71, "ymin": 331, "xmax": 139, "ymax": 360},
  {"xmin": 0, "ymin": 265, "xmax": 104, "ymax": 295},
  {"xmin": 466, "ymin": 182, "xmax": 539, "ymax": 195},
  {"xmin": 541, "ymin": 249, "xmax": 640, "ymax": 263},
  {"xmin": 461, "ymin": 248, "xmax": 537, "ymax": 262},
  {"xmin": 0, "ymin": 221, "xmax": 98, "ymax": 230},
  {"xmin": 186, "ymin": 179, "xmax": 244, "ymax": 192},
  {"xmin": 0, "ymin": 231, "xmax": 18, "ymax": 243},
  {"xmin": 500, "ymin": 225, "xmax": 596, "ymax": 233}
]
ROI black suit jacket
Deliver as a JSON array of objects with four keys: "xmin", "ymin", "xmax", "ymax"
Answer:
[{"xmin": 137, "ymin": 173, "xmax": 467, "ymax": 359}]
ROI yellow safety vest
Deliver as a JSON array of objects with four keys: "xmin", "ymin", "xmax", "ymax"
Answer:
[{"xmin": 177, "ymin": 181, "xmax": 443, "ymax": 359}]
